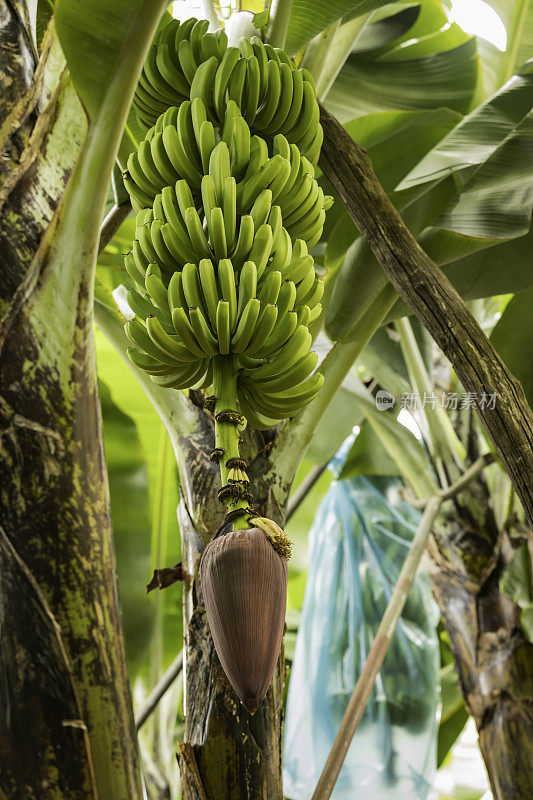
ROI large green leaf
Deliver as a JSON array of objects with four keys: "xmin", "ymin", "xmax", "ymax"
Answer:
[
  {"xmin": 490, "ymin": 286, "xmax": 533, "ymax": 407},
  {"xmin": 351, "ymin": 4, "xmax": 420, "ymax": 51},
  {"xmin": 55, "ymin": 0, "xmax": 165, "ymax": 120},
  {"xmin": 326, "ymin": 0, "xmax": 478, "ymax": 121},
  {"xmin": 385, "ymin": 225, "xmax": 533, "ymax": 320},
  {"xmin": 399, "ymin": 68, "xmax": 533, "ymax": 190},
  {"xmin": 306, "ymin": 385, "xmax": 366, "ymax": 463},
  {"xmin": 344, "ymin": 108, "xmax": 462, "ymax": 193},
  {"xmin": 324, "ymin": 64, "xmax": 533, "ymax": 337},
  {"xmin": 435, "ymin": 108, "xmax": 533, "ymax": 240},
  {"xmin": 325, "ymin": 175, "xmax": 457, "ymax": 340},
  {"xmin": 482, "ymin": 0, "xmax": 533, "ymax": 89},
  {"xmin": 341, "ymin": 379, "xmax": 437, "ymax": 496},
  {"xmin": 100, "ymin": 380, "xmax": 154, "ymax": 675},
  {"xmin": 321, "ymin": 108, "xmax": 460, "ymax": 339},
  {"xmin": 284, "ymin": 0, "xmax": 394, "ymax": 55},
  {"xmin": 338, "ymin": 420, "xmax": 401, "ymax": 478}
]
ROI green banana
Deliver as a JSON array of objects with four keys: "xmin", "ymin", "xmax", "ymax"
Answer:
[
  {"xmin": 218, "ymin": 258, "xmax": 238, "ymax": 326},
  {"xmin": 258, "ymin": 270, "xmax": 282, "ymax": 306},
  {"xmin": 245, "ymin": 304, "xmax": 278, "ymax": 356},
  {"xmin": 145, "ymin": 264, "xmax": 170, "ymax": 313},
  {"xmin": 184, "ymin": 206, "xmax": 212, "ymax": 259},
  {"xmin": 253, "ymin": 311, "xmax": 299, "ymax": 359},
  {"xmin": 223, "ymin": 177, "xmax": 237, "ymax": 249},
  {"xmin": 127, "ymin": 346, "xmax": 179, "ymax": 376},
  {"xmin": 231, "ymin": 297, "xmax": 261, "ymax": 353},
  {"xmin": 238, "ymin": 154, "xmax": 286, "ymax": 211},
  {"xmin": 227, "ymin": 58, "xmax": 247, "ymax": 109},
  {"xmin": 151, "ymin": 131, "xmax": 179, "ymax": 185},
  {"xmin": 209, "ymin": 141, "xmax": 231, "ymax": 204},
  {"xmin": 252, "ymin": 351, "xmax": 319, "ymax": 393},
  {"xmin": 155, "ymin": 43, "xmax": 189, "ymax": 96},
  {"xmin": 243, "ymin": 135, "xmax": 269, "ymax": 181},
  {"xmin": 146, "ymin": 315, "xmax": 198, "ymax": 363},
  {"xmin": 201, "ymin": 173, "xmax": 217, "ymax": 227},
  {"xmin": 189, "ymin": 306, "xmax": 219, "ymax": 356},
  {"xmin": 213, "ymin": 47, "xmax": 241, "ymax": 119},
  {"xmin": 278, "ymin": 69, "xmax": 304, "ymax": 136},
  {"xmin": 237, "ymin": 384, "xmax": 280, "ymax": 430},
  {"xmin": 182, "ymin": 261, "xmax": 207, "ymax": 317},
  {"xmin": 230, "ymin": 214, "xmax": 254, "ymax": 268},
  {"xmin": 162, "ymin": 124, "xmax": 202, "ymax": 188},
  {"xmin": 190, "ymin": 55, "xmax": 219, "ymax": 112},
  {"xmin": 127, "ymin": 151, "xmax": 159, "ymax": 199},
  {"xmin": 171, "ymin": 306, "xmax": 205, "ymax": 358},
  {"xmin": 198, "ymin": 120, "xmax": 216, "ymax": 173},
  {"xmin": 248, "ymin": 224, "xmax": 273, "ymax": 277},
  {"xmin": 198, "ymin": 258, "xmax": 219, "ymax": 329},
  {"xmin": 250, "ymin": 189, "xmax": 272, "ymax": 229},
  {"xmin": 263, "ymin": 63, "xmax": 293, "ymax": 134},
  {"xmin": 254, "ymin": 59, "xmax": 281, "ymax": 128},
  {"xmin": 168, "ymin": 270, "xmax": 188, "ymax": 313},
  {"xmin": 151, "ymin": 359, "xmax": 209, "ymax": 390},
  {"xmin": 243, "ymin": 56, "xmax": 260, "ymax": 123},
  {"xmin": 237, "ymin": 260, "xmax": 257, "ymax": 317},
  {"xmin": 126, "ymin": 318, "xmax": 180, "ymax": 365},
  {"xmin": 216, "ymin": 300, "xmax": 231, "ymax": 355},
  {"xmin": 207, "ymin": 206, "xmax": 227, "ymax": 260}
]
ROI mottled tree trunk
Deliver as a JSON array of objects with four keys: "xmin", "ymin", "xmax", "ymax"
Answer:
[
  {"xmin": 0, "ymin": 7, "xmax": 143, "ymax": 798},
  {"xmin": 172, "ymin": 405, "xmax": 289, "ymax": 800},
  {"xmin": 429, "ymin": 425, "xmax": 533, "ymax": 800}
]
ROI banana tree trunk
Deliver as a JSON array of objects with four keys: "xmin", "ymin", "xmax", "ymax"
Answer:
[
  {"xmin": 171, "ymin": 406, "xmax": 290, "ymax": 800},
  {"xmin": 0, "ymin": 9, "xmax": 143, "ymax": 798},
  {"xmin": 429, "ymin": 468, "xmax": 533, "ymax": 800}
]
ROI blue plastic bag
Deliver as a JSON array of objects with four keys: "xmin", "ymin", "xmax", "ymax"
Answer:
[{"xmin": 283, "ymin": 473, "xmax": 439, "ymax": 800}]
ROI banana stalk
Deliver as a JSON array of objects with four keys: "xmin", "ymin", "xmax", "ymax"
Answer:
[{"xmin": 211, "ymin": 355, "xmax": 252, "ymax": 529}]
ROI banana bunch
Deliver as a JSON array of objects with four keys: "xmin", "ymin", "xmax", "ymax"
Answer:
[
  {"xmin": 124, "ymin": 208, "xmax": 324, "ymax": 424},
  {"xmin": 133, "ymin": 18, "xmax": 228, "ymax": 129},
  {"xmin": 132, "ymin": 17, "xmax": 323, "ymax": 166},
  {"xmin": 124, "ymin": 100, "xmax": 329, "ymax": 248},
  {"xmin": 123, "ymin": 24, "xmax": 330, "ymax": 430}
]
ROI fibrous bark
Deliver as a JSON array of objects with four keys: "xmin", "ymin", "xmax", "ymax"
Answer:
[
  {"xmin": 429, "ymin": 418, "xmax": 533, "ymax": 800},
  {"xmin": 171, "ymin": 406, "xmax": 289, "ymax": 800},
  {"xmin": 319, "ymin": 103, "xmax": 533, "ymax": 528},
  {"xmin": 0, "ymin": 9, "xmax": 143, "ymax": 799}
]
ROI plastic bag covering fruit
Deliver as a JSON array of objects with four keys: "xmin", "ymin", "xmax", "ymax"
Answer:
[{"xmin": 283, "ymin": 470, "xmax": 439, "ymax": 799}]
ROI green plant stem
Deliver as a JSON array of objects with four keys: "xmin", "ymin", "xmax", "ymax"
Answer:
[
  {"xmin": 265, "ymin": 0, "xmax": 293, "ymax": 49},
  {"xmin": 135, "ymin": 649, "xmax": 184, "ymax": 729},
  {"xmin": 212, "ymin": 355, "xmax": 250, "ymax": 529},
  {"xmin": 270, "ymin": 283, "xmax": 398, "ymax": 485},
  {"xmin": 395, "ymin": 316, "xmax": 466, "ymax": 470}
]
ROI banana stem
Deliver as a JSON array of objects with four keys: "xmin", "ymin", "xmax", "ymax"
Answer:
[
  {"xmin": 265, "ymin": 0, "xmax": 293, "ymax": 50},
  {"xmin": 212, "ymin": 355, "xmax": 250, "ymax": 530}
]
